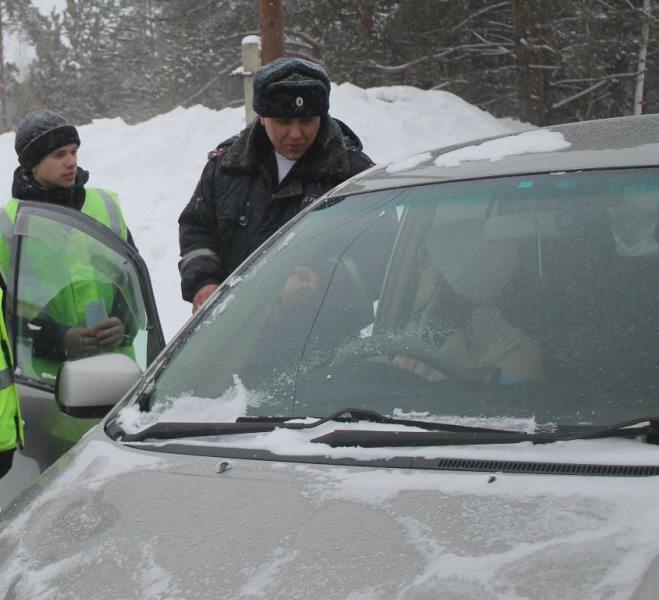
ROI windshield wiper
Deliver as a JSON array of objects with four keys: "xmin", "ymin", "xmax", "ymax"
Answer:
[
  {"xmin": 311, "ymin": 416, "xmax": 659, "ymax": 447},
  {"xmin": 115, "ymin": 407, "xmax": 518, "ymax": 443},
  {"xmin": 116, "ymin": 407, "xmax": 659, "ymax": 447}
]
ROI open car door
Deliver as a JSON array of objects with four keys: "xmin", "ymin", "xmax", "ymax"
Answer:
[{"xmin": 0, "ymin": 201, "xmax": 165, "ymax": 508}]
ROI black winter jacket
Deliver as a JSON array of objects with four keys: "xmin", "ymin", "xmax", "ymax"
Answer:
[{"xmin": 178, "ymin": 115, "xmax": 373, "ymax": 302}]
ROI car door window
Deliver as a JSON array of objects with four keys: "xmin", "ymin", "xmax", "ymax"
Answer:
[{"xmin": 6, "ymin": 202, "xmax": 164, "ymax": 388}]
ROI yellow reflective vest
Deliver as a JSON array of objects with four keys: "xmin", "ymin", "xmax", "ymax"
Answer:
[
  {"xmin": 0, "ymin": 188, "xmax": 128, "ymax": 277},
  {"xmin": 0, "ymin": 285, "xmax": 22, "ymax": 453}
]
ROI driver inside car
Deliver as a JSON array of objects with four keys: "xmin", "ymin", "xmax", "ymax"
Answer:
[{"xmin": 396, "ymin": 219, "xmax": 545, "ymax": 383}]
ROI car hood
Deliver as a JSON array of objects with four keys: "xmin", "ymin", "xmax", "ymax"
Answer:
[{"xmin": 2, "ymin": 431, "xmax": 659, "ymax": 599}]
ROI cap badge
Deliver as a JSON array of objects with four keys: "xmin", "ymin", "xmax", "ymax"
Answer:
[{"xmin": 295, "ymin": 96, "xmax": 304, "ymax": 107}]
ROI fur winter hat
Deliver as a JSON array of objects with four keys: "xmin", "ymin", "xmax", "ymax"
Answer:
[
  {"xmin": 15, "ymin": 110, "xmax": 80, "ymax": 169},
  {"xmin": 253, "ymin": 58, "xmax": 331, "ymax": 118}
]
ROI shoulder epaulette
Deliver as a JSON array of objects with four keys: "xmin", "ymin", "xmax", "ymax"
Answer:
[{"xmin": 207, "ymin": 145, "xmax": 232, "ymax": 161}]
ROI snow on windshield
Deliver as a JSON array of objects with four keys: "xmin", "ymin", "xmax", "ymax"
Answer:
[{"xmin": 116, "ymin": 375, "xmax": 265, "ymax": 434}]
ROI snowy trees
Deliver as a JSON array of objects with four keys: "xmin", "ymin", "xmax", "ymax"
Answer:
[
  {"xmin": 1, "ymin": 0, "xmax": 656, "ymax": 130},
  {"xmin": 281, "ymin": 0, "xmax": 658, "ymax": 125},
  {"xmin": 4, "ymin": 0, "xmax": 256, "ymax": 127},
  {"xmin": 338, "ymin": 0, "xmax": 657, "ymax": 125}
]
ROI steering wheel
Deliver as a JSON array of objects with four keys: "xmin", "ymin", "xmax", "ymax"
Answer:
[{"xmin": 330, "ymin": 334, "xmax": 467, "ymax": 381}]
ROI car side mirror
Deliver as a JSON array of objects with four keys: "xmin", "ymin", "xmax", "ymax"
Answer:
[{"xmin": 55, "ymin": 353, "xmax": 143, "ymax": 419}]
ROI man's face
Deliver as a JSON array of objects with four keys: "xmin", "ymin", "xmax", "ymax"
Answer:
[
  {"xmin": 260, "ymin": 116, "xmax": 321, "ymax": 160},
  {"xmin": 31, "ymin": 143, "xmax": 78, "ymax": 189}
]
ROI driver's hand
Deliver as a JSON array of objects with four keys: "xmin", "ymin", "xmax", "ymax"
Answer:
[{"xmin": 281, "ymin": 266, "xmax": 319, "ymax": 304}]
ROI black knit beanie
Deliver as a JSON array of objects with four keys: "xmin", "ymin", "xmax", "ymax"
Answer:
[
  {"xmin": 252, "ymin": 58, "xmax": 331, "ymax": 119},
  {"xmin": 15, "ymin": 110, "xmax": 81, "ymax": 169}
]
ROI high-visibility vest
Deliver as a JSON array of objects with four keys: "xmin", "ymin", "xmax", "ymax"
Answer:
[
  {"xmin": 0, "ymin": 286, "xmax": 23, "ymax": 453},
  {"xmin": 0, "ymin": 188, "xmax": 128, "ymax": 278}
]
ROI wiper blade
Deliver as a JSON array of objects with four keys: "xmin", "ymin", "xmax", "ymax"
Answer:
[
  {"xmin": 239, "ymin": 407, "xmax": 517, "ymax": 434},
  {"xmin": 554, "ymin": 416, "xmax": 659, "ymax": 442},
  {"xmin": 312, "ymin": 416, "xmax": 659, "ymax": 448},
  {"xmin": 117, "ymin": 407, "xmax": 517, "ymax": 443},
  {"xmin": 312, "ymin": 430, "xmax": 540, "ymax": 447},
  {"xmin": 119, "ymin": 420, "xmax": 279, "ymax": 442}
]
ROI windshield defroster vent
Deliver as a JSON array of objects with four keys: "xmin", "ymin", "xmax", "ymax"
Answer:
[{"xmin": 427, "ymin": 458, "xmax": 659, "ymax": 477}]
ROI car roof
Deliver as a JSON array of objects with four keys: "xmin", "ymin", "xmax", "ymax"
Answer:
[{"xmin": 327, "ymin": 113, "xmax": 659, "ymax": 197}]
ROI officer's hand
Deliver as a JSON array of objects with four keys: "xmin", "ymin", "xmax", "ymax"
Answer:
[
  {"xmin": 192, "ymin": 284, "xmax": 219, "ymax": 313},
  {"xmin": 281, "ymin": 266, "xmax": 319, "ymax": 304},
  {"xmin": 94, "ymin": 317, "xmax": 126, "ymax": 350}
]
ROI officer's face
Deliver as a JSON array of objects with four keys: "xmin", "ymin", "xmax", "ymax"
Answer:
[
  {"xmin": 32, "ymin": 143, "xmax": 78, "ymax": 189},
  {"xmin": 260, "ymin": 116, "xmax": 321, "ymax": 160}
]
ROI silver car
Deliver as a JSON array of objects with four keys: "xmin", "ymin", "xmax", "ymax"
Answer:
[{"xmin": 2, "ymin": 114, "xmax": 659, "ymax": 599}]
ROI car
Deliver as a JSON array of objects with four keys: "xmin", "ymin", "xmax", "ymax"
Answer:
[{"xmin": 2, "ymin": 113, "xmax": 659, "ymax": 598}]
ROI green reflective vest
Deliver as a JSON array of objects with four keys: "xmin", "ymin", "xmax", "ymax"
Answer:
[
  {"xmin": 0, "ymin": 285, "xmax": 23, "ymax": 453},
  {"xmin": 0, "ymin": 188, "xmax": 128, "ymax": 278}
]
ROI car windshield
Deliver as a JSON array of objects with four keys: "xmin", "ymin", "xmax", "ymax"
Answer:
[{"xmin": 145, "ymin": 167, "xmax": 659, "ymax": 427}]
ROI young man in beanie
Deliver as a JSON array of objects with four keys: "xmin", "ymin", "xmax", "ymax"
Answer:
[
  {"xmin": 1, "ymin": 109, "xmax": 134, "ymax": 374},
  {"xmin": 178, "ymin": 57, "xmax": 374, "ymax": 312}
]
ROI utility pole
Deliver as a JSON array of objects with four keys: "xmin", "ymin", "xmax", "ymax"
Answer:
[{"xmin": 259, "ymin": 0, "xmax": 285, "ymax": 65}]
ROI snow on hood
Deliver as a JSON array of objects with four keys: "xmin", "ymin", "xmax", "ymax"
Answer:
[{"xmin": 2, "ymin": 431, "xmax": 659, "ymax": 599}]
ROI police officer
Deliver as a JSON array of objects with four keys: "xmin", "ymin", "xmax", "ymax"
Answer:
[{"xmin": 178, "ymin": 58, "xmax": 374, "ymax": 313}]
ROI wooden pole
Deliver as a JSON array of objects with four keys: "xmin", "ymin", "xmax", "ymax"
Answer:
[
  {"xmin": 511, "ymin": 0, "xmax": 546, "ymax": 126},
  {"xmin": 259, "ymin": 0, "xmax": 285, "ymax": 65}
]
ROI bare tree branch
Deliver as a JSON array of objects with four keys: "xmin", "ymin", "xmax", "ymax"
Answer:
[
  {"xmin": 425, "ymin": 1, "xmax": 511, "ymax": 36},
  {"xmin": 551, "ymin": 80, "xmax": 608, "ymax": 109},
  {"xmin": 367, "ymin": 49, "xmax": 455, "ymax": 72},
  {"xmin": 550, "ymin": 72, "xmax": 638, "ymax": 85}
]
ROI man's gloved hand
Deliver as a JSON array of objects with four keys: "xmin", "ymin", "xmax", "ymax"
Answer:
[
  {"xmin": 192, "ymin": 284, "xmax": 219, "ymax": 314},
  {"xmin": 62, "ymin": 316, "xmax": 126, "ymax": 357},
  {"xmin": 95, "ymin": 317, "xmax": 126, "ymax": 350}
]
